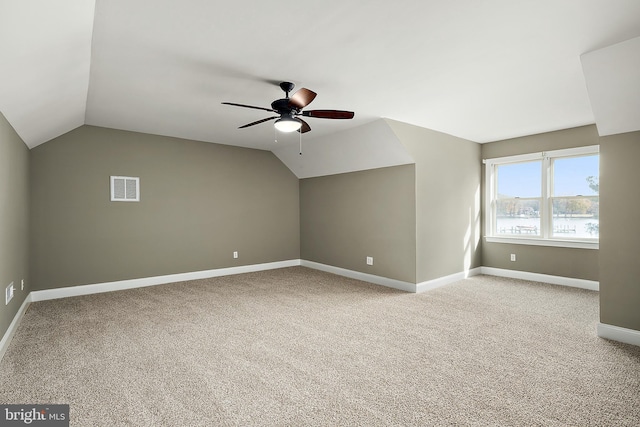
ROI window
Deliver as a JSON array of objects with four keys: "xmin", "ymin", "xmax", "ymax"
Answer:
[{"xmin": 485, "ymin": 146, "xmax": 598, "ymax": 249}]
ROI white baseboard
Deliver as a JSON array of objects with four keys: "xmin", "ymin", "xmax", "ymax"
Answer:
[
  {"xmin": 301, "ymin": 260, "xmax": 416, "ymax": 292},
  {"xmin": 30, "ymin": 259, "xmax": 302, "ymax": 302},
  {"xmin": 1, "ymin": 261, "xmax": 609, "ymax": 362},
  {"xmin": 301, "ymin": 261, "xmax": 482, "ymax": 294},
  {"xmin": 2, "ymin": 260, "xmax": 301, "ymax": 362},
  {"xmin": 416, "ymin": 267, "xmax": 482, "ymax": 293},
  {"xmin": 597, "ymin": 323, "xmax": 640, "ymax": 347},
  {"xmin": 480, "ymin": 267, "xmax": 599, "ymax": 291},
  {"xmin": 0, "ymin": 294, "xmax": 33, "ymax": 363}
]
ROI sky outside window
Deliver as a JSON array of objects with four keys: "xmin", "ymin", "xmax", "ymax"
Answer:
[
  {"xmin": 497, "ymin": 161, "xmax": 541, "ymax": 198},
  {"xmin": 553, "ymin": 155, "xmax": 599, "ymax": 196}
]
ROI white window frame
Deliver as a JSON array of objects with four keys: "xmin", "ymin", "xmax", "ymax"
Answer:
[{"xmin": 484, "ymin": 145, "xmax": 599, "ymax": 250}]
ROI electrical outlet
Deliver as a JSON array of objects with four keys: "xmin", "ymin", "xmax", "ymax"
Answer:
[
  {"xmin": 5, "ymin": 282, "xmax": 14, "ymax": 305},
  {"xmin": 366, "ymin": 256, "xmax": 374, "ymax": 266},
  {"xmin": 233, "ymin": 251, "xmax": 238, "ymax": 259},
  {"xmin": 510, "ymin": 254, "xmax": 516, "ymax": 262}
]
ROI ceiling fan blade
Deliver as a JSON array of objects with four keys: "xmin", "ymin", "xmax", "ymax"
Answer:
[
  {"xmin": 289, "ymin": 88, "xmax": 317, "ymax": 109},
  {"xmin": 222, "ymin": 102, "xmax": 276, "ymax": 113},
  {"xmin": 238, "ymin": 116, "xmax": 278, "ymax": 129},
  {"xmin": 297, "ymin": 119, "xmax": 311, "ymax": 134},
  {"xmin": 302, "ymin": 110, "xmax": 355, "ymax": 119}
]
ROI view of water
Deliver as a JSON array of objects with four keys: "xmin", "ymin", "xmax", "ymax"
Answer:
[{"xmin": 496, "ymin": 217, "xmax": 598, "ymax": 239}]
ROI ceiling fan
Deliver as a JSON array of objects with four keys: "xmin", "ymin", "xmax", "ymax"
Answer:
[{"xmin": 222, "ymin": 82, "xmax": 354, "ymax": 134}]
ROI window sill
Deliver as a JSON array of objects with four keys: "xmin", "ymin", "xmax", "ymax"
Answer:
[{"xmin": 484, "ymin": 236, "xmax": 599, "ymax": 250}]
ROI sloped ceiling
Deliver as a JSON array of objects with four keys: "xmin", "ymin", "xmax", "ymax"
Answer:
[
  {"xmin": 0, "ymin": 0, "xmax": 94, "ymax": 146},
  {"xmin": 581, "ymin": 36, "xmax": 640, "ymax": 137},
  {"xmin": 273, "ymin": 119, "xmax": 415, "ymax": 179},
  {"xmin": 1, "ymin": 0, "xmax": 640, "ymax": 154}
]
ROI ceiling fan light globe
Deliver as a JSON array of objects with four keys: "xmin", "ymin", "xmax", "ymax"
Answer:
[{"xmin": 274, "ymin": 117, "xmax": 302, "ymax": 133}]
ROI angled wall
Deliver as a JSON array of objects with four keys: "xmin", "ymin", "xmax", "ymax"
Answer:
[
  {"xmin": 387, "ymin": 119, "xmax": 482, "ymax": 283},
  {"xmin": 599, "ymin": 130, "xmax": 640, "ymax": 331},
  {"xmin": 0, "ymin": 112, "xmax": 30, "ymax": 343},
  {"xmin": 299, "ymin": 119, "xmax": 482, "ymax": 286},
  {"xmin": 29, "ymin": 126, "xmax": 300, "ymax": 290}
]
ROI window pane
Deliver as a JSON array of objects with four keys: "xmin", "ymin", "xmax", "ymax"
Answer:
[
  {"xmin": 497, "ymin": 161, "xmax": 541, "ymax": 198},
  {"xmin": 553, "ymin": 155, "xmax": 599, "ymax": 196},
  {"xmin": 496, "ymin": 199, "xmax": 540, "ymax": 236},
  {"xmin": 552, "ymin": 197, "xmax": 599, "ymax": 238}
]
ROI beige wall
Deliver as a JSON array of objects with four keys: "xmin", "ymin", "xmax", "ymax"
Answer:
[
  {"xmin": 0, "ymin": 112, "xmax": 30, "ymax": 342},
  {"xmin": 480, "ymin": 125, "xmax": 600, "ymax": 281},
  {"xmin": 11, "ymin": 117, "xmax": 640, "ymax": 341},
  {"xmin": 483, "ymin": 245, "xmax": 598, "ymax": 280},
  {"xmin": 300, "ymin": 165, "xmax": 416, "ymax": 283},
  {"xmin": 386, "ymin": 120, "xmax": 482, "ymax": 283},
  {"xmin": 29, "ymin": 126, "xmax": 300, "ymax": 290},
  {"xmin": 599, "ymin": 131, "xmax": 640, "ymax": 331},
  {"xmin": 300, "ymin": 120, "xmax": 482, "ymax": 285}
]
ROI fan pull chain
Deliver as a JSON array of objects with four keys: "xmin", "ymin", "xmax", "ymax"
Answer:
[
  {"xmin": 299, "ymin": 130, "xmax": 302, "ymax": 155},
  {"xmin": 274, "ymin": 127, "xmax": 278, "ymax": 143}
]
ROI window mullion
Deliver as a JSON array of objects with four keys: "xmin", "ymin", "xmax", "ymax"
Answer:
[
  {"xmin": 541, "ymin": 156, "xmax": 551, "ymax": 239},
  {"xmin": 487, "ymin": 163, "xmax": 497, "ymax": 237}
]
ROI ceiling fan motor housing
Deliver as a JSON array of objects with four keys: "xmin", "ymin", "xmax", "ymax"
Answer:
[{"xmin": 271, "ymin": 98, "xmax": 297, "ymax": 114}]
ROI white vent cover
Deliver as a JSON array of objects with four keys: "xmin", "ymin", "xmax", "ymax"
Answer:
[{"xmin": 110, "ymin": 176, "xmax": 140, "ymax": 202}]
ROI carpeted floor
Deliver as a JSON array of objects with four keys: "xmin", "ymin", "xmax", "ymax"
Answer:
[{"xmin": 0, "ymin": 267, "xmax": 638, "ymax": 426}]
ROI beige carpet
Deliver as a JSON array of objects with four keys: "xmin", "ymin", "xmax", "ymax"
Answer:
[{"xmin": 0, "ymin": 267, "xmax": 638, "ymax": 426}]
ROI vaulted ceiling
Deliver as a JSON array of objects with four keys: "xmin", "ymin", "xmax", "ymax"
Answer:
[{"xmin": 2, "ymin": 0, "xmax": 640, "ymax": 151}]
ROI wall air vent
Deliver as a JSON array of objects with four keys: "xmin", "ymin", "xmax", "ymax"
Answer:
[{"xmin": 110, "ymin": 176, "xmax": 140, "ymax": 202}]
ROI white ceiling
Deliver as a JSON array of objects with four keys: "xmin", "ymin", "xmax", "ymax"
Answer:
[
  {"xmin": 581, "ymin": 36, "xmax": 640, "ymax": 137},
  {"xmin": 273, "ymin": 119, "xmax": 415, "ymax": 179},
  {"xmin": 2, "ymin": 0, "xmax": 640, "ymax": 150},
  {"xmin": 0, "ymin": 0, "xmax": 94, "ymax": 146}
]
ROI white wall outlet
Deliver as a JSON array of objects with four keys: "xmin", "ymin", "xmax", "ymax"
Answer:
[
  {"xmin": 366, "ymin": 256, "xmax": 374, "ymax": 266},
  {"xmin": 510, "ymin": 254, "xmax": 516, "ymax": 262},
  {"xmin": 5, "ymin": 282, "xmax": 15, "ymax": 305},
  {"xmin": 233, "ymin": 251, "xmax": 238, "ymax": 259}
]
